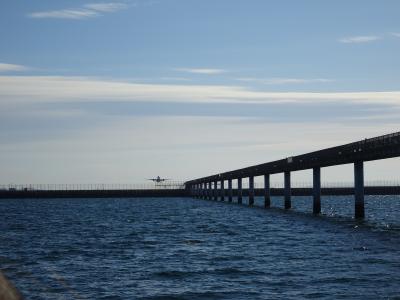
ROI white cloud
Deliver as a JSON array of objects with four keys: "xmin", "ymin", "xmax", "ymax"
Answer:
[
  {"xmin": 339, "ymin": 35, "xmax": 381, "ymax": 43},
  {"xmin": 175, "ymin": 68, "xmax": 227, "ymax": 75},
  {"xmin": 391, "ymin": 32, "xmax": 400, "ymax": 38},
  {"xmin": 29, "ymin": 9, "xmax": 99, "ymax": 19},
  {"xmin": 84, "ymin": 3, "xmax": 129, "ymax": 12},
  {"xmin": 0, "ymin": 76, "xmax": 399, "ymax": 106},
  {"xmin": 160, "ymin": 77, "xmax": 192, "ymax": 81},
  {"xmin": 236, "ymin": 77, "xmax": 333, "ymax": 85},
  {"xmin": 0, "ymin": 63, "xmax": 29, "ymax": 72},
  {"xmin": 28, "ymin": 2, "xmax": 128, "ymax": 19}
]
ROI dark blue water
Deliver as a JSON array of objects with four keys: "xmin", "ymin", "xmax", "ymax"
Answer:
[{"xmin": 1, "ymin": 196, "xmax": 400, "ymax": 299}]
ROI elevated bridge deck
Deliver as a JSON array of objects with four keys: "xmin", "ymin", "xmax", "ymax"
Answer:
[{"xmin": 185, "ymin": 132, "xmax": 400, "ymax": 218}]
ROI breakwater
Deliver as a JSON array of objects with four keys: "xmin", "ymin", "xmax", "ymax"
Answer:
[
  {"xmin": 1, "ymin": 186, "xmax": 400, "ymax": 199},
  {"xmin": 0, "ymin": 189, "xmax": 187, "ymax": 199}
]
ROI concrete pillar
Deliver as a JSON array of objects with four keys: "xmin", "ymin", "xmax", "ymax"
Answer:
[
  {"xmin": 214, "ymin": 180, "xmax": 218, "ymax": 201},
  {"xmin": 220, "ymin": 180, "xmax": 225, "ymax": 201},
  {"xmin": 354, "ymin": 161, "xmax": 365, "ymax": 219},
  {"xmin": 228, "ymin": 179, "xmax": 233, "ymax": 202},
  {"xmin": 264, "ymin": 174, "xmax": 271, "ymax": 208},
  {"xmin": 249, "ymin": 176, "xmax": 255, "ymax": 206},
  {"xmin": 238, "ymin": 178, "xmax": 243, "ymax": 204},
  {"xmin": 313, "ymin": 167, "xmax": 321, "ymax": 214},
  {"xmin": 284, "ymin": 171, "xmax": 291, "ymax": 209},
  {"xmin": 208, "ymin": 182, "xmax": 212, "ymax": 200}
]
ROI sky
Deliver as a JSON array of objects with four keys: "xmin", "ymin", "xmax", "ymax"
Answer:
[{"xmin": 0, "ymin": 0, "xmax": 400, "ymax": 185}]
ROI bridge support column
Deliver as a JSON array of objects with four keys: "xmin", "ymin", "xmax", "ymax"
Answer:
[
  {"xmin": 214, "ymin": 181, "xmax": 218, "ymax": 201},
  {"xmin": 208, "ymin": 182, "xmax": 212, "ymax": 200},
  {"xmin": 238, "ymin": 178, "xmax": 243, "ymax": 204},
  {"xmin": 220, "ymin": 180, "xmax": 225, "ymax": 201},
  {"xmin": 284, "ymin": 171, "xmax": 291, "ymax": 209},
  {"xmin": 228, "ymin": 179, "xmax": 233, "ymax": 202},
  {"xmin": 249, "ymin": 176, "xmax": 254, "ymax": 206},
  {"xmin": 264, "ymin": 174, "xmax": 271, "ymax": 208},
  {"xmin": 201, "ymin": 183, "xmax": 204, "ymax": 199},
  {"xmin": 313, "ymin": 167, "xmax": 321, "ymax": 214},
  {"xmin": 354, "ymin": 161, "xmax": 365, "ymax": 219}
]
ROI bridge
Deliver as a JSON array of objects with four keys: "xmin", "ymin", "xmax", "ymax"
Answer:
[{"xmin": 185, "ymin": 131, "xmax": 400, "ymax": 219}]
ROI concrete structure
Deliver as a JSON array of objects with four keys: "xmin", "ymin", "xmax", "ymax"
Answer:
[
  {"xmin": 354, "ymin": 161, "xmax": 365, "ymax": 219},
  {"xmin": 264, "ymin": 174, "xmax": 271, "ymax": 208},
  {"xmin": 237, "ymin": 178, "xmax": 243, "ymax": 204},
  {"xmin": 313, "ymin": 167, "xmax": 321, "ymax": 214},
  {"xmin": 1, "ymin": 186, "xmax": 400, "ymax": 199},
  {"xmin": 249, "ymin": 176, "xmax": 254, "ymax": 206},
  {"xmin": 213, "ymin": 180, "xmax": 218, "ymax": 201},
  {"xmin": 186, "ymin": 132, "xmax": 400, "ymax": 219},
  {"xmin": 220, "ymin": 179, "xmax": 225, "ymax": 201},
  {"xmin": 284, "ymin": 171, "xmax": 291, "ymax": 209},
  {"xmin": 228, "ymin": 179, "xmax": 233, "ymax": 202}
]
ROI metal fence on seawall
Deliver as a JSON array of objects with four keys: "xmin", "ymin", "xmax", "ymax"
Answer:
[
  {"xmin": 1, "ymin": 180, "xmax": 400, "ymax": 192},
  {"xmin": 0, "ymin": 182, "xmax": 186, "ymax": 191}
]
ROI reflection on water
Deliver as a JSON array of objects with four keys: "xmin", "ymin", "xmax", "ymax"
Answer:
[{"xmin": 1, "ymin": 196, "xmax": 400, "ymax": 299}]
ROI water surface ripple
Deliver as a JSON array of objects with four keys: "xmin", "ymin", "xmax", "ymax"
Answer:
[{"xmin": 1, "ymin": 196, "xmax": 400, "ymax": 299}]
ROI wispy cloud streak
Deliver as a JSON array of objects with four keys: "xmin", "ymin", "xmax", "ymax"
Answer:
[
  {"xmin": 28, "ymin": 2, "xmax": 128, "ymax": 19},
  {"xmin": 339, "ymin": 35, "xmax": 381, "ymax": 43},
  {"xmin": 84, "ymin": 3, "xmax": 128, "ymax": 12},
  {"xmin": 0, "ymin": 63, "xmax": 29, "ymax": 72},
  {"xmin": 175, "ymin": 68, "xmax": 227, "ymax": 75},
  {"xmin": 0, "ymin": 76, "xmax": 399, "ymax": 106},
  {"xmin": 236, "ymin": 77, "xmax": 333, "ymax": 85}
]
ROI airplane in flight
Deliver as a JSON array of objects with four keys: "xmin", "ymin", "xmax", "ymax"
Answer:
[{"xmin": 147, "ymin": 176, "xmax": 170, "ymax": 183}]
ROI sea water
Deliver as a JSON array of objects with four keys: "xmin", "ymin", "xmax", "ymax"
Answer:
[{"xmin": 1, "ymin": 196, "xmax": 400, "ymax": 299}]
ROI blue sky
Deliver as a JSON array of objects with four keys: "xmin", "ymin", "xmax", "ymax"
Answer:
[{"xmin": 0, "ymin": 0, "xmax": 400, "ymax": 184}]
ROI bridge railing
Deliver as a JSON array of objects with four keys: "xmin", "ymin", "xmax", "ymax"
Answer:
[
  {"xmin": 197, "ymin": 180, "xmax": 400, "ymax": 189},
  {"xmin": 0, "ymin": 182, "xmax": 186, "ymax": 191}
]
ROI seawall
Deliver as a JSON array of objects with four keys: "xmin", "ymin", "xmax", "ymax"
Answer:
[{"xmin": 0, "ymin": 186, "xmax": 399, "ymax": 199}]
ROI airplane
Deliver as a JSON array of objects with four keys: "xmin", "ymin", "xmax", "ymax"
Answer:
[{"xmin": 147, "ymin": 176, "xmax": 170, "ymax": 183}]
